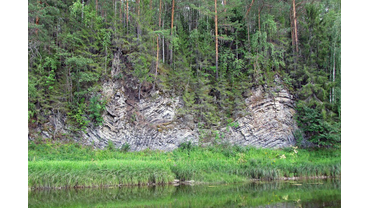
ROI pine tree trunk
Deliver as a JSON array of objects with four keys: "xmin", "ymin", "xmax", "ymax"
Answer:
[
  {"xmin": 170, "ymin": 0, "xmax": 175, "ymax": 66},
  {"xmin": 247, "ymin": 23, "xmax": 250, "ymax": 46},
  {"xmin": 155, "ymin": 0, "xmax": 162, "ymax": 80},
  {"xmin": 35, "ymin": 0, "xmax": 42, "ymax": 32},
  {"xmin": 156, "ymin": 35, "xmax": 159, "ymax": 77},
  {"xmin": 36, "ymin": 15, "xmax": 39, "ymax": 35},
  {"xmin": 289, "ymin": 8, "xmax": 297, "ymax": 71},
  {"xmin": 136, "ymin": 0, "xmax": 140, "ymax": 41},
  {"xmin": 120, "ymin": 1, "xmax": 122, "ymax": 23},
  {"xmin": 126, "ymin": 0, "xmax": 129, "ymax": 35},
  {"xmin": 290, "ymin": 9, "xmax": 295, "ymax": 51},
  {"xmin": 292, "ymin": 0, "xmax": 298, "ymax": 53},
  {"xmin": 224, "ymin": 0, "xmax": 227, "ymax": 34},
  {"xmin": 114, "ymin": 0, "xmax": 116, "ymax": 36},
  {"xmin": 215, "ymin": 0, "xmax": 218, "ymax": 80},
  {"xmin": 162, "ymin": 27, "xmax": 165, "ymax": 63},
  {"xmin": 96, "ymin": 0, "xmax": 98, "ymax": 12},
  {"xmin": 102, "ymin": 0, "xmax": 105, "ymax": 19},
  {"xmin": 246, "ymin": 0, "xmax": 255, "ymax": 18},
  {"xmin": 258, "ymin": 3, "xmax": 264, "ymax": 32},
  {"xmin": 332, "ymin": 43, "xmax": 336, "ymax": 103}
]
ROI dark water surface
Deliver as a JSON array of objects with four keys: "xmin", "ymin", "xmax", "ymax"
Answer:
[{"xmin": 28, "ymin": 178, "xmax": 340, "ymax": 207}]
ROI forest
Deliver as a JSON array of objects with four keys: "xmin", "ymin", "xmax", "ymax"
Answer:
[{"xmin": 28, "ymin": 0, "xmax": 341, "ymax": 148}]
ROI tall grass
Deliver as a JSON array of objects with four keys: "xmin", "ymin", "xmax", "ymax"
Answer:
[
  {"xmin": 29, "ymin": 160, "xmax": 175, "ymax": 189},
  {"xmin": 28, "ymin": 142, "xmax": 341, "ymax": 188}
]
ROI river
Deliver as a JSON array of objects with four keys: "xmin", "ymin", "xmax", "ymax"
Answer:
[{"xmin": 28, "ymin": 178, "xmax": 340, "ymax": 207}]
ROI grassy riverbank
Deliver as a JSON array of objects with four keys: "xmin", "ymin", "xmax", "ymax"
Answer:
[{"xmin": 28, "ymin": 141, "xmax": 340, "ymax": 189}]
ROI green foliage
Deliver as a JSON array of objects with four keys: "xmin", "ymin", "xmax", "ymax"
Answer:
[
  {"xmin": 28, "ymin": 142, "xmax": 340, "ymax": 188},
  {"xmin": 131, "ymin": 54, "xmax": 152, "ymax": 84},
  {"xmin": 178, "ymin": 141, "xmax": 196, "ymax": 151},
  {"xmin": 226, "ymin": 119, "xmax": 239, "ymax": 132},
  {"xmin": 68, "ymin": 99, "xmax": 90, "ymax": 132},
  {"xmin": 88, "ymin": 95, "xmax": 106, "ymax": 126},
  {"xmin": 293, "ymin": 129, "xmax": 304, "ymax": 147},
  {"xmin": 182, "ymin": 89, "xmax": 195, "ymax": 109},
  {"xmin": 70, "ymin": 0, "xmax": 84, "ymax": 18},
  {"xmin": 106, "ymin": 140, "xmax": 116, "ymax": 151},
  {"xmin": 45, "ymin": 70, "xmax": 56, "ymax": 90},
  {"xmin": 295, "ymin": 102, "xmax": 340, "ymax": 147},
  {"xmin": 120, "ymin": 143, "xmax": 131, "ymax": 152},
  {"xmin": 28, "ymin": 0, "xmax": 340, "ymax": 147},
  {"xmin": 28, "ymin": 75, "xmax": 38, "ymax": 120}
]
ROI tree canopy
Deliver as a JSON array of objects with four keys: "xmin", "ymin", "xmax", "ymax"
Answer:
[{"xmin": 28, "ymin": 0, "xmax": 341, "ymax": 147}]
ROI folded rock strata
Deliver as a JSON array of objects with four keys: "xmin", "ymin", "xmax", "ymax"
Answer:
[{"xmin": 31, "ymin": 76, "xmax": 297, "ymax": 151}]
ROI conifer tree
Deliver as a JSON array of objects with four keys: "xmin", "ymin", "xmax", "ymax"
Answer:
[
  {"xmin": 214, "ymin": 0, "xmax": 218, "ymax": 80},
  {"xmin": 27, "ymin": 0, "xmax": 341, "ymax": 147}
]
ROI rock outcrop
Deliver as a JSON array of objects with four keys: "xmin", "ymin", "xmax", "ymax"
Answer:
[
  {"xmin": 81, "ymin": 80, "xmax": 198, "ymax": 151},
  {"xmin": 30, "ymin": 76, "xmax": 298, "ymax": 151},
  {"xmin": 222, "ymin": 85, "xmax": 297, "ymax": 148}
]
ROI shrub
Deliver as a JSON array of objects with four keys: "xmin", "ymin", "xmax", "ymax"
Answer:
[
  {"xmin": 295, "ymin": 102, "xmax": 340, "ymax": 148},
  {"xmin": 68, "ymin": 99, "xmax": 90, "ymax": 132},
  {"xmin": 179, "ymin": 141, "xmax": 195, "ymax": 151},
  {"xmin": 293, "ymin": 129, "xmax": 304, "ymax": 147},
  {"xmin": 120, "ymin": 143, "xmax": 131, "ymax": 152},
  {"xmin": 106, "ymin": 140, "xmax": 116, "ymax": 151},
  {"xmin": 88, "ymin": 95, "xmax": 106, "ymax": 126}
]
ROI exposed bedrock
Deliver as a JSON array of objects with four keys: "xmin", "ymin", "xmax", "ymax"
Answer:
[
  {"xmin": 222, "ymin": 85, "xmax": 297, "ymax": 148},
  {"xmin": 33, "ymin": 76, "xmax": 297, "ymax": 151}
]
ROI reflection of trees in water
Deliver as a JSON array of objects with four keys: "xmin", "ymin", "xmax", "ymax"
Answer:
[{"xmin": 29, "ymin": 179, "xmax": 340, "ymax": 208}]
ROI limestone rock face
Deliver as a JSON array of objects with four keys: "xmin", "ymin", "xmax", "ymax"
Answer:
[
  {"xmin": 32, "ymin": 76, "xmax": 297, "ymax": 151},
  {"xmin": 222, "ymin": 85, "xmax": 297, "ymax": 148},
  {"xmin": 81, "ymin": 80, "xmax": 199, "ymax": 151}
]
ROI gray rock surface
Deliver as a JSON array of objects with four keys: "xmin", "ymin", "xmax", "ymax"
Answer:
[
  {"xmin": 79, "ymin": 80, "xmax": 199, "ymax": 151},
  {"xmin": 31, "ymin": 76, "xmax": 297, "ymax": 151},
  {"xmin": 222, "ymin": 85, "xmax": 297, "ymax": 148}
]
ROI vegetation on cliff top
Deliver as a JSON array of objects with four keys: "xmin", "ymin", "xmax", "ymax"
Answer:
[{"xmin": 28, "ymin": 0, "xmax": 341, "ymax": 147}]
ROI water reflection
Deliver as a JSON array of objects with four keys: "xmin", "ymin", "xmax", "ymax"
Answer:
[{"xmin": 29, "ymin": 178, "xmax": 340, "ymax": 208}]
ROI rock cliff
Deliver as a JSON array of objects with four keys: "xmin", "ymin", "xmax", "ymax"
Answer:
[
  {"xmin": 80, "ymin": 79, "xmax": 198, "ymax": 151},
  {"xmin": 221, "ymin": 85, "xmax": 297, "ymax": 148},
  {"xmin": 30, "ymin": 75, "xmax": 298, "ymax": 151}
]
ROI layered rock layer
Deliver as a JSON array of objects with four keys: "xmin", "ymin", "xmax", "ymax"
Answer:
[
  {"xmin": 222, "ymin": 85, "xmax": 296, "ymax": 148},
  {"xmin": 30, "ymin": 76, "xmax": 297, "ymax": 151}
]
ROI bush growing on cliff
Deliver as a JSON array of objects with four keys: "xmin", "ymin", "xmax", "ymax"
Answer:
[
  {"xmin": 106, "ymin": 140, "xmax": 116, "ymax": 151},
  {"xmin": 120, "ymin": 143, "xmax": 131, "ymax": 152},
  {"xmin": 67, "ymin": 99, "xmax": 90, "ymax": 132},
  {"xmin": 88, "ymin": 95, "xmax": 106, "ymax": 126},
  {"xmin": 295, "ymin": 102, "xmax": 340, "ymax": 148},
  {"xmin": 179, "ymin": 141, "xmax": 196, "ymax": 151}
]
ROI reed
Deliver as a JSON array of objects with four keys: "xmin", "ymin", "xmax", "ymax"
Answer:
[{"xmin": 28, "ymin": 142, "xmax": 340, "ymax": 188}]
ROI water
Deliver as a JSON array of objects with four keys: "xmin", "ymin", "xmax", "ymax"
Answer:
[{"xmin": 28, "ymin": 178, "xmax": 340, "ymax": 207}]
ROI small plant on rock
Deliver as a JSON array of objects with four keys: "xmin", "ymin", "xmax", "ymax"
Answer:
[
  {"xmin": 120, "ymin": 143, "xmax": 130, "ymax": 152},
  {"xmin": 106, "ymin": 140, "xmax": 116, "ymax": 151},
  {"xmin": 88, "ymin": 95, "xmax": 106, "ymax": 126}
]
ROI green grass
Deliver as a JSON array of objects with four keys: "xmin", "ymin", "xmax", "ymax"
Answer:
[{"xmin": 28, "ymin": 141, "xmax": 341, "ymax": 189}]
